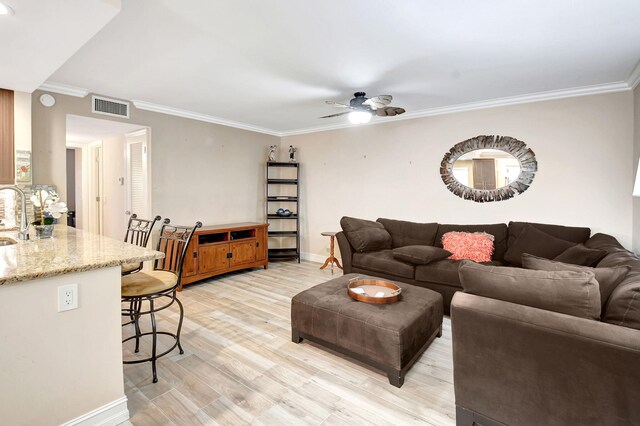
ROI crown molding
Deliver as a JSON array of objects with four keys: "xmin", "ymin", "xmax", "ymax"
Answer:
[
  {"xmin": 39, "ymin": 78, "xmax": 634, "ymax": 138},
  {"xmin": 131, "ymin": 100, "xmax": 282, "ymax": 137},
  {"xmin": 628, "ymin": 60, "xmax": 640, "ymax": 89},
  {"xmin": 38, "ymin": 81, "xmax": 89, "ymax": 98},
  {"xmin": 280, "ymin": 81, "xmax": 631, "ymax": 136}
]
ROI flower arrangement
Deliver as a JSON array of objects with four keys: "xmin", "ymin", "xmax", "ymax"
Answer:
[{"xmin": 30, "ymin": 189, "xmax": 68, "ymax": 226}]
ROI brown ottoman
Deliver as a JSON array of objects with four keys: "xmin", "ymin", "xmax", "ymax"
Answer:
[{"xmin": 291, "ymin": 273, "xmax": 443, "ymax": 387}]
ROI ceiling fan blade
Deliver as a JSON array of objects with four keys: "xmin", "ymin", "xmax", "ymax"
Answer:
[
  {"xmin": 325, "ymin": 100, "xmax": 351, "ymax": 108},
  {"xmin": 375, "ymin": 106, "xmax": 406, "ymax": 117},
  {"xmin": 363, "ymin": 95, "xmax": 392, "ymax": 109},
  {"xmin": 320, "ymin": 111, "xmax": 351, "ymax": 118}
]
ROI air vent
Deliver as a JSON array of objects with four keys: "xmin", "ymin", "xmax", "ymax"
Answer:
[{"xmin": 92, "ymin": 95, "xmax": 130, "ymax": 118}]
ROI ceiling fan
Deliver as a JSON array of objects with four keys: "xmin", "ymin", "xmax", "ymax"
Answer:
[{"xmin": 321, "ymin": 92, "xmax": 406, "ymax": 124}]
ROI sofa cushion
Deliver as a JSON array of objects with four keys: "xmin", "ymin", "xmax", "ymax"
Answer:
[
  {"xmin": 415, "ymin": 259, "xmax": 462, "ymax": 288},
  {"xmin": 507, "ymin": 221, "xmax": 591, "ymax": 248},
  {"xmin": 416, "ymin": 259, "xmax": 504, "ymax": 288},
  {"xmin": 503, "ymin": 225, "xmax": 576, "ymax": 267},
  {"xmin": 582, "ymin": 233, "xmax": 640, "ymax": 330},
  {"xmin": 553, "ymin": 244, "xmax": 607, "ymax": 267},
  {"xmin": 605, "ymin": 282, "xmax": 640, "ymax": 330},
  {"xmin": 435, "ymin": 223, "xmax": 508, "ymax": 262},
  {"xmin": 442, "ymin": 232, "xmax": 495, "ymax": 262},
  {"xmin": 352, "ymin": 250, "xmax": 415, "ymax": 279},
  {"xmin": 392, "ymin": 245, "xmax": 452, "ymax": 265},
  {"xmin": 584, "ymin": 233, "xmax": 628, "ymax": 254},
  {"xmin": 459, "ymin": 261, "xmax": 601, "ymax": 320},
  {"xmin": 340, "ymin": 216, "xmax": 392, "ymax": 253},
  {"xmin": 377, "ymin": 218, "xmax": 439, "ymax": 248},
  {"xmin": 521, "ymin": 254, "xmax": 630, "ymax": 310}
]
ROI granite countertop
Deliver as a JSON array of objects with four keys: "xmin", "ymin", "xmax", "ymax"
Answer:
[{"xmin": 0, "ymin": 225, "xmax": 164, "ymax": 285}]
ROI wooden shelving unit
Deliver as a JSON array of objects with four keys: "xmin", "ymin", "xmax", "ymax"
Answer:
[{"xmin": 266, "ymin": 162, "xmax": 300, "ymax": 262}]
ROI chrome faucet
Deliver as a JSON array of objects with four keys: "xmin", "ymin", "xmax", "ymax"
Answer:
[{"xmin": 0, "ymin": 185, "xmax": 29, "ymax": 240}]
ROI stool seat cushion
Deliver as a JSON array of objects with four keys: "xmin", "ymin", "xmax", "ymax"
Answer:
[
  {"xmin": 121, "ymin": 262, "xmax": 142, "ymax": 275},
  {"xmin": 121, "ymin": 270, "xmax": 178, "ymax": 297}
]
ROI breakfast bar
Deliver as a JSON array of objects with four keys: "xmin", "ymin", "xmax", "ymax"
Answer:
[{"xmin": 0, "ymin": 225, "xmax": 163, "ymax": 425}]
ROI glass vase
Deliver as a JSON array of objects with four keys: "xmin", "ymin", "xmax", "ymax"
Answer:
[{"xmin": 33, "ymin": 224, "xmax": 54, "ymax": 239}]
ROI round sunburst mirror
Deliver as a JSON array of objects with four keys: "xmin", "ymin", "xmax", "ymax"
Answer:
[{"xmin": 440, "ymin": 135, "xmax": 537, "ymax": 202}]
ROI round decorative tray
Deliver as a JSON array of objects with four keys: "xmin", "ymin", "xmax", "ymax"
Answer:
[{"xmin": 347, "ymin": 277, "xmax": 402, "ymax": 304}]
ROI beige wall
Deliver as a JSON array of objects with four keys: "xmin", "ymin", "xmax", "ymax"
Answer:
[
  {"xmin": 32, "ymin": 91, "xmax": 279, "ymax": 228},
  {"xmin": 31, "ymin": 90, "xmax": 637, "ymax": 256},
  {"xmin": 283, "ymin": 91, "xmax": 635, "ymax": 260},
  {"xmin": 0, "ymin": 267, "xmax": 125, "ymax": 425},
  {"xmin": 633, "ymin": 85, "xmax": 640, "ymax": 251}
]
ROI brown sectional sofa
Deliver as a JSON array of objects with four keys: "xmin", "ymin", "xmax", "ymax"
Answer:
[
  {"xmin": 452, "ymin": 233, "xmax": 640, "ymax": 425},
  {"xmin": 338, "ymin": 216, "xmax": 640, "ymax": 424},
  {"xmin": 336, "ymin": 218, "xmax": 590, "ymax": 313}
]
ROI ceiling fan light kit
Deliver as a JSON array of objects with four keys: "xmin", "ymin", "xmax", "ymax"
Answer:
[
  {"xmin": 321, "ymin": 92, "xmax": 406, "ymax": 124},
  {"xmin": 348, "ymin": 111, "xmax": 372, "ymax": 124}
]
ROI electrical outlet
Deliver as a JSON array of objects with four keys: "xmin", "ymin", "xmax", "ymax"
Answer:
[{"xmin": 58, "ymin": 284, "xmax": 78, "ymax": 312}]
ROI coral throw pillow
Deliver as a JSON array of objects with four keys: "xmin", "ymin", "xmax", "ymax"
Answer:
[{"xmin": 442, "ymin": 231, "xmax": 495, "ymax": 262}]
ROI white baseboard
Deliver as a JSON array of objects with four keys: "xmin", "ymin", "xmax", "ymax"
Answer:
[
  {"xmin": 301, "ymin": 252, "xmax": 327, "ymax": 264},
  {"xmin": 62, "ymin": 396, "xmax": 129, "ymax": 426}
]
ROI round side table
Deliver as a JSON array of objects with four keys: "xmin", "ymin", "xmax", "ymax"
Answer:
[{"xmin": 320, "ymin": 231, "xmax": 343, "ymax": 274}]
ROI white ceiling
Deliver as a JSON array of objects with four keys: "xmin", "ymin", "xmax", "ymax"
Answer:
[
  {"xmin": 39, "ymin": 1, "xmax": 640, "ymax": 134},
  {"xmin": 0, "ymin": 0, "xmax": 120, "ymax": 92},
  {"xmin": 66, "ymin": 114, "xmax": 145, "ymax": 143}
]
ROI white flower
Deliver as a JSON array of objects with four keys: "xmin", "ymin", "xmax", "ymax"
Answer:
[
  {"xmin": 30, "ymin": 189, "xmax": 50, "ymax": 207},
  {"xmin": 46, "ymin": 200, "xmax": 68, "ymax": 219},
  {"xmin": 31, "ymin": 189, "xmax": 68, "ymax": 219}
]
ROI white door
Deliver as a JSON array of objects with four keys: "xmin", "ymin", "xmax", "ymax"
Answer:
[
  {"xmin": 88, "ymin": 142, "xmax": 104, "ymax": 235},
  {"xmin": 125, "ymin": 129, "xmax": 150, "ymax": 225}
]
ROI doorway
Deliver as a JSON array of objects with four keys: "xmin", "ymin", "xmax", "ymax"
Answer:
[
  {"xmin": 65, "ymin": 115, "xmax": 151, "ymax": 240},
  {"xmin": 125, "ymin": 129, "xmax": 150, "ymax": 222}
]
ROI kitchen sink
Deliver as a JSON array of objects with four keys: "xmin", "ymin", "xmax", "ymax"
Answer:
[{"xmin": 0, "ymin": 237, "xmax": 17, "ymax": 246}]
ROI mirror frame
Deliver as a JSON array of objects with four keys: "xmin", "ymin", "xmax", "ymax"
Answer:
[{"xmin": 440, "ymin": 135, "xmax": 537, "ymax": 202}]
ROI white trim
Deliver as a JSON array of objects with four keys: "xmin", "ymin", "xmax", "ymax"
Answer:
[
  {"xmin": 301, "ymin": 252, "xmax": 325, "ymax": 264},
  {"xmin": 280, "ymin": 81, "xmax": 631, "ymax": 136},
  {"xmin": 132, "ymin": 100, "xmax": 283, "ymax": 136},
  {"xmin": 41, "ymin": 78, "xmax": 635, "ymax": 138},
  {"xmin": 125, "ymin": 128, "xmax": 147, "ymax": 138},
  {"xmin": 628, "ymin": 60, "xmax": 640, "ymax": 89},
  {"xmin": 62, "ymin": 396, "xmax": 129, "ymax": 426},
  {"xmin": 38, "ymin": 81, "xmax": 89, "ymax": 98}
]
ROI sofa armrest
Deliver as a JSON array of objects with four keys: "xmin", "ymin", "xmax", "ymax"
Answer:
[
  {"xmin": 336, "ymin": 231, "xmax": 353, "ymax": 274},
  {"xmin": 451, "ymin": 292, "xmax": 640, "ymax": 426}
]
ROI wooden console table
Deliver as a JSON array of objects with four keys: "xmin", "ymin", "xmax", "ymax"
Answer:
[{"xmin": 180, "ymin": 222, "xmax": 268, "ymax": 288}]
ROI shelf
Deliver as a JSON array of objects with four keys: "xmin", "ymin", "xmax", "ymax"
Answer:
[
  {"xmin": 267, "ymin": 179, "xmax": 298, "ymax": 184},
  {"xmin": 268, "ymin": 231, "xmax": 298, "ymax": 237},
  {"xmin": 267, "ymin": 162, "xmax": 299, "ymax": 168},
  {"xmin": 266, "ymin": 161, "xmax": 300, "ymax": 263},
  {"xmin": 267, "ymin": 197, "xmax": 298, "ymax": 202},
  {"xmin": 268, "ymin": 248, "xmax": 299, "ymax": 258},
  {"xmin": 267, "ymin": 214, "xmax": 298, "ymax": 219}
]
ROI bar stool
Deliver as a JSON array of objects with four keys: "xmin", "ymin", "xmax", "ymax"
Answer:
[
  {"xmin": 121, "ymin": 219, "xmax": 202, "ymax": 382},
  {"xmin": 121, "ymin": 214, "xmax": 162, "ymax": 276}
]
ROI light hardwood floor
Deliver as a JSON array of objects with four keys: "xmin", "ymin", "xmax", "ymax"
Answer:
[{"xmin": 122, "ymin": 261, "xmax": 455, "ymax": 426}]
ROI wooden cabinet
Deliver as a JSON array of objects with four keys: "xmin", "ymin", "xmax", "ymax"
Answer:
[
  {"xmin": 230, "ymin": 240, "xmax": 255, "ymax": 267},
  {"xmin": 0, "ymin": 89, "xmax": 14, "ymax": 185},
  {"xmin": 180, "ymin": 222, "xmax": 268, "ymax": 288},
  {"xmin": 198, "ymin": 244, "xmax": 230, "ymax": 274},
  {"xmin": 255, "ymin": 226, "xmax": 266, "ymax": 261}
]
